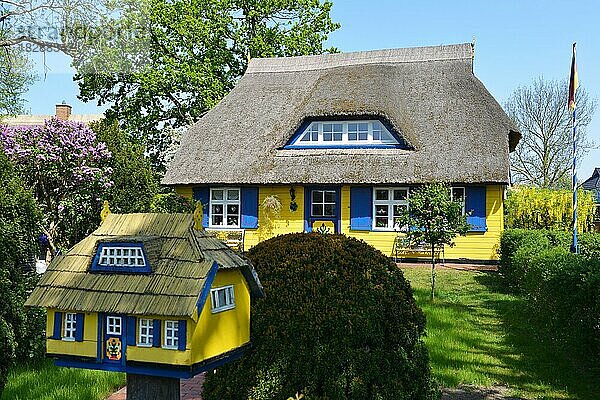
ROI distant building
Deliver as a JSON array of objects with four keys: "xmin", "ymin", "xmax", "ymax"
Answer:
[
  {"xmin": 582, "ymin": 168, "xmax": 600, "ymax": 232},
  {"xmin": 2, "ymin": 102, "xmax": 102, "ymax": 126}
]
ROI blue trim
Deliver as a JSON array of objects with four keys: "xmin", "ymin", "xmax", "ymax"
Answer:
[
  {"xmin": 283, "ymin": 144, "xmax": 404, "ymax": 150},
  {"xmin": 240, "ymin": 187, "xmax": 259, "ymax": 229},
  {"xmin": 177, "ymin": 320, "xmax": 187, "ymax": 351},
  {"xmin": 90, "ymin": 242, "xmax": 151, "ymax": 274},
  {"xmin": 152, "ymin": 319, "xmax": 161, "ymax": 347},
  {"xmin": 96, "ymin": 312, "xmax": 103, "ymax": 362},
  {"xmin": 52, "ymin": 312, "xmax": 63, "ymax": 340},
  {"xmin": 126, "ymin": 316, "xmax": 137, "ymax": 346},
  {"xmin": 350, "ymin": 187, "xmax": 373, "ymax": 231},
  {"xmin": 465, "ymin": 186, "xmax": 487, "ymax": 232},
  {"xmin": 197, "ymin": 262, "xmax": 219, "ymax": 316},
  {"xmin": 52, "ymin": 344, "xmax": 249, "ymax": 379},
  {"xmin": 304, "ymin": 186, "xmax": 341, "ymax": 233},
  {"xmin": 75, "ymin": 313, "xmax": 84, "ymax": 342},
  {"xmin": 192, "ymin": 187, "xmax": 210, "ymax": 228}
]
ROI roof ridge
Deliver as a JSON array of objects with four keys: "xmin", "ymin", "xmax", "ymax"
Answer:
[{"xmin": 246, "ymin": 43, "xmax": 473, "ymax": 74}]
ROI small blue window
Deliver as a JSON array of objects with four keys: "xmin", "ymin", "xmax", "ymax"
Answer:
[{"xmin": 91, "ymin": 242, "xmax": 151, "ymax": 273}]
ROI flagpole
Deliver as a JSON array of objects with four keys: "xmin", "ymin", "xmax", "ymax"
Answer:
[{"xmin": 572, "ymin": 107, "xmax": 578, "ymax": 254}]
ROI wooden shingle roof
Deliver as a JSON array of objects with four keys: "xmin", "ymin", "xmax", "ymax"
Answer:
[{"xmin": 25, "ymin": 213, "xmax": 262, "ymax": 317}]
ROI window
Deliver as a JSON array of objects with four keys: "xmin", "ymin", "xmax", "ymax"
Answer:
[
  {"xmin": 311, "ymin": 190, "xmax": 336, "ymax": 217},
  {"xmin": 373, "ymin": 188, "xmax": 409, "ymax": 231},
  {"xmin": 451, "ymin": 187, "xmax": 466, "ymax": 215},
  {"xmin": 210, "ymin": 285, "xmax": 235, "ymax": 313},
  {"xmin": 289, "ymin": 120, "xmax": 400, "ymax": 148},
  {"xmin": 210, "ymin": 188, "xmax": 240, "ymax": 228},
  {"xmin": 99, "ymin": 246, "xmax": 146, "ymax": 267},
  {"xmin": 63, "ymin": 313, "xmax": 77, "ymax": 341},
  {"xmin": 163, "ymin": 320, "xmax": 179, "ymax": 349},
  {"xmin": 106, "ymin": 316, "xmax": 122, "ymax": 335},
  {"xmin": 138, "ymin": 318, "xmax": 153, "ymax": 347}
]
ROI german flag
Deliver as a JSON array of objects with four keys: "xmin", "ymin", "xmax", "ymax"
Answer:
[{"xmin": 568, "ymin": 43, "xmax": 579, "ymax": 111}]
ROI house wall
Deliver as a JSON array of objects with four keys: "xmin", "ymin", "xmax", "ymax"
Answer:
[
  {"xmin": 191, "ymin": 269, "xmax": 251, "ymax": 364},
  {"xmin": 46, "ymin": 310, "xmax": 98, "ymax": 358},
  {"xmin": 176, "ymin": 184, "xmax": 505, "ymax": 261}
]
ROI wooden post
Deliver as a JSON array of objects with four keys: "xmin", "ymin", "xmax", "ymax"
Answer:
[{"xmin": 126, "ymin": 374, "xmax": 180, "ymax": 400}]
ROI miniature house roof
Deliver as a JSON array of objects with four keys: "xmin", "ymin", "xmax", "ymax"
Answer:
[
  {"xmin": 25, "ymin": 213, "xmax": 263, "ymax": 317},
  {"xmin": 162, "ymin": 43, "xmax": 520, "ymax": 186},
  {"xmin": 582, "ymin": 168, "xmax": 600, "ymax": 202}
]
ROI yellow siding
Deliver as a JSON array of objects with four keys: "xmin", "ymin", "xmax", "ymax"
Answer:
[
  {"xmin": 175, "ymin": 186, "xmax": 193, "ymax": 199},
  {"xmin": 191, "ymin": 269, "xmax": 251, "ymax": 364},
  {"xmin": 46, "ymin": 310, "xmax": 97, "ymax": 358}
]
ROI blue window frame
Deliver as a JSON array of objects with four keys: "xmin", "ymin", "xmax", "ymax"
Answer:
[{"xmin": 91, "ymin": 242, "xmax": 151, "ymax": 273}]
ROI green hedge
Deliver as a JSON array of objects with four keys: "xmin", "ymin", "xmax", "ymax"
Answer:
[{"xmin": 499, "ymin": 229, "xmax": 600, "ymax": 361}]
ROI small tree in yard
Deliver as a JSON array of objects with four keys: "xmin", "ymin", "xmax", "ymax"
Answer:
[{"xmin": 401, "ymin": 183, "xmax": 470, "ymax": 300}]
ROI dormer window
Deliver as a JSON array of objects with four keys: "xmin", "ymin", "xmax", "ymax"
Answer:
[
  {"xmin": 91, "ymin": 243, "xmax": 151, "ymax": 273},
  {"xmin": 285, "ymin": 119, "xmax": 407, "ymax": 149}
]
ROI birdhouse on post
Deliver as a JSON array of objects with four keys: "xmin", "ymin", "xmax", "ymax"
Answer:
[{"xmin": 25, "ymin": 213, "xmax": 263, "ymax": 400}]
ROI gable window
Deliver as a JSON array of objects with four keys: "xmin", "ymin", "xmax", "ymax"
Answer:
[
  {"xmin": 63, "ymin": 312, "xmax": 77, "ymax": 341},
  {"xmin": 210, "ymin": 188, "xmax": 240, "ymax": 228},
  {"xmin": 373, "ymin": 188, "xmax": 408, "ymax": 231},
  {"xmin": 451, "ymin": 187, "xmax": 466, "ymax": 215},
  {"xmin": 99, "ymin": 246, "xmax": 146, "ymax": 267},
  {"xmin": 288, "ymin": 120, "xmax": 402, "ymax": 148},
  {"xmin": 107, "ymin": 316, "xmax": 122, "ymax": 335},
  {"xmin": 211, "ymin": 285, "xmax": 235, "ymax": 313},
  {"xmin": 163, "ymin": 320, "xmax": 179, "ymax": 349},
  {"xmin": 138, "ymin": 318, "xmax": 153, "ymax": 347},
  {"xmin": 311, "ymin": 190, "xmax": 336, "ymax": 217}
]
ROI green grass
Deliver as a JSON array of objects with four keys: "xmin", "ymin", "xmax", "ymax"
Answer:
[
  {"xmin": 2, "ymin": 358, "xmax": 125, "ymax": 400},
  {"xmin": 401, "ymin": 267, "xmax": 599, "ymax": 399}
]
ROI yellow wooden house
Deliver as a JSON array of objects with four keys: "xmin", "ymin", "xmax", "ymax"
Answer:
[
  {"xmin": 162, "ymin": 43, "xmax": 521, "ymax": 263},
  {"xmin": 25, "ymin": 213, "xmax": 263, "ymax": 378}
]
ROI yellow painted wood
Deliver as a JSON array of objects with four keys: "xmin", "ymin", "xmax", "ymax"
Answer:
[
  {"xmin": 191, "ymin": 269, "xmax": 251, "ymax": 364},
  {"xmin": 47, "ymin": 339, "xmax": 97, "ymax": 357},
  {"xmin": 127, "ymin": 344, "xmax": 193, "ymax": 366},
  {"xmin": 175, "ymin": 186, "xmax": 193, "ymax": 199}
]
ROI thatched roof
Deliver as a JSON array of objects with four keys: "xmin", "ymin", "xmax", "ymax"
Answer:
[
  {"xmin": 583, "ymin": 168, "xmax": 600, "ymax": 202},
  {"xmin": 163, "ymin": 43, "xmax": 520, "ymax": 186},
  {"xmin": 25, "ymin": 213, "xmax": 263, "ymax": 317}
]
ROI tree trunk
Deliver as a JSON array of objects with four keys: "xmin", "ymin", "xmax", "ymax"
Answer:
[
  {"xmin": 430, "ymin": 244, "xmax": 436, "ymax": 301},
  {"xmin": 126, "ymin": 374, "xmax": 180, "ymax": 400}
]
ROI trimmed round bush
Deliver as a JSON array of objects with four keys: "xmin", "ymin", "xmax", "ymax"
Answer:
[{"xmin": 203, "ymin": 233, "xmax": 438, "ymax": 400}]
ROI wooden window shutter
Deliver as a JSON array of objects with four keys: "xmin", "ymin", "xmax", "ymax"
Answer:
[
  {"xmin": 241, "ymin": 187, "xmax": 259, "ymax": 229},
  {"xmin": 192, "ymin": 187, "xmax": 210, "ymax": 228},
  {"xmin": 466, "ymin": 186, "xmax": 487, "ymax": 232},
  {"xmin": 126, "ymin": 316, "xmax": 137, "ymax": 346},
  {"xmin": 350, "ymin": 187, "xmax": 373, "ymax": 231},
  {"xmin": 177, "ymin": 320, "xmax": 187, "ymax": 351},
  {"xmin": 74, "ymin": 313, "xmax": 85, "ymax": 342},
  {"xmin": 152, "ymin": 319, "xmax": 161, "ymax": 347},
  {"xmin": 52, "ymin": 312, "xmax": 63, "ymax": 340}
]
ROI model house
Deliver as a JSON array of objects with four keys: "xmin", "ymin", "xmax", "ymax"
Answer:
[
  {"xmin": 25, "ymin": 212, "xmax": 263, "ymax": 378},
  {"xmin": 162, "ymin": 43, "xmax": 521, "ymax": 262}
]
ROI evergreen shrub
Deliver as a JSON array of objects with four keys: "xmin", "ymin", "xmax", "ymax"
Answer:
[{"xmin": 203, "ymin": 233, "xmax": 439, "ymax": 400}]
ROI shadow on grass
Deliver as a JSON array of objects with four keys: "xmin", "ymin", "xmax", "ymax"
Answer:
[{"xmin": 474, "ymin": 272, "xmax": 599, "ymax": 400}]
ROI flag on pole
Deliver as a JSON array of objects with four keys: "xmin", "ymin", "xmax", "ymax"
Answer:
[{"xmin": 569, "ymin": 43, "xmax": 579, "ymax": 111}]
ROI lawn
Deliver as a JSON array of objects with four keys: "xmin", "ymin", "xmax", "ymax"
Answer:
[
  {"xmin": 1, "ymin": 359, "xmax": 125, "ymax": 400},
  {"xmin": 401, "ymin": 266, "xmax": 599, "ymax": 400}
]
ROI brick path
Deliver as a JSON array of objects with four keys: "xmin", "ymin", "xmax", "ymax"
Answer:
[{"xmin": 106, "ymin": 374, "xmax": 204, "ymax": 400}]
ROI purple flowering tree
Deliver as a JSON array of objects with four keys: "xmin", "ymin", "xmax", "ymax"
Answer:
[{"xmin": 1, "ymin": 118, "xmax": 113, "ymax": 256}]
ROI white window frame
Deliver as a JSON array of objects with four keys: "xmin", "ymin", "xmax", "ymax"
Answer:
[
  {"xmin": 209, "ymin": 188, "xmax": 241, "ymax": 229},
  {"xmin": 163, "ymin": 320, "xmax": 179, "ymax": 349},
  {"xmin": 450, "ymin": 187, "xmax": 466, "ymax": 215},
  {"xmin": 106, "ymin": 316, "xmax": 122, "ymax": 335},
  {"xmin": 311, "ymin": 189, "xmax": 337, "ymax": 218},
  {"xmin": 137, "ymin": 318, "xmax": 153, "ymax": 347},
  {"xmin": 210, "ymin": 285, "xmax": 236, "ymax": 313},
  {"xmin": 63, "ymin": 312, "xmax": 77, "ymax": 341},
  {"xmin": 294, "ymin": 120, "xmax": 398, "ymax": 147},
  {"xmin": 372, "ymin": 187, "xmax": 409, "ymax": 231},
  {"xmin": 99, "ymin": 246, "xmax": 146, "ymax": 267}
]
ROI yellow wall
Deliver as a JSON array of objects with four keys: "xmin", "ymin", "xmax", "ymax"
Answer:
[
  {"xmin": 177, "ymin": 184, "xmax": 505, "ymax": 261},
  {"xmin": 191, "ymin": 269, "xmax": 251, "ymax": 364},
  {"xmin": 46, "ymin": 310, "xmax": 98, "ymax": 358},
  {"xmin": 126, "ymin": 316, "xmax": 193, "ymax": 365}
]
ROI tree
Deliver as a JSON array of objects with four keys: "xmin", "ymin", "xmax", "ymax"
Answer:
[
  {"xmin": 0, "ymin": 152, "xmax": 41, "ymax": 392},
  {"xmin": 400, "ymin": 183, "xmax": 470, "ymax": 300},
  {"xmin": 505, "ymin": 185, "xmax": 596, "ymax": 232},
  {"xmin": 0, "ymin": 39, "xmax": 35, "ymax": 116},
  {"xmin": 505, "ymin": 77, "xmax": 596, "ymax": 188},
  {"xmin": 71, "ymin": 0, "xmax": 339, "ymax": 169},
  {"xmin": 203, "ymin": 233, "xmax": 438, "ymax": 400},
  {"xmin": 1, "ymin": 117, "xmax": 113, "ymax": 254}
]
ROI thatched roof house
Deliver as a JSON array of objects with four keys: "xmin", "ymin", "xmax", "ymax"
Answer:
[{"xmin": 163, "ymin": 43, "xmax": 520, "ymax": 186}]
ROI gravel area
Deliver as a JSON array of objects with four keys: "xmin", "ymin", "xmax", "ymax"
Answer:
[{"xmin": 442, "ymin": 385, "xmax": 525, "ymax": 400}]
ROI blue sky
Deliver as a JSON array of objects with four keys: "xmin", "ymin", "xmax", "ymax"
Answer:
[{"xmin": 23, "ymin": 0, "xmax": 600, "ymax": 178}]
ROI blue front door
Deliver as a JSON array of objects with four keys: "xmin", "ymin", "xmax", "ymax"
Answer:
[
  {"xmin": 102, "ymin": 314, "xmax": 126, "ymax": 365},
  {"xmin": 304, "ymin": 187, "xmax": 341, "ymax": 233}
]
